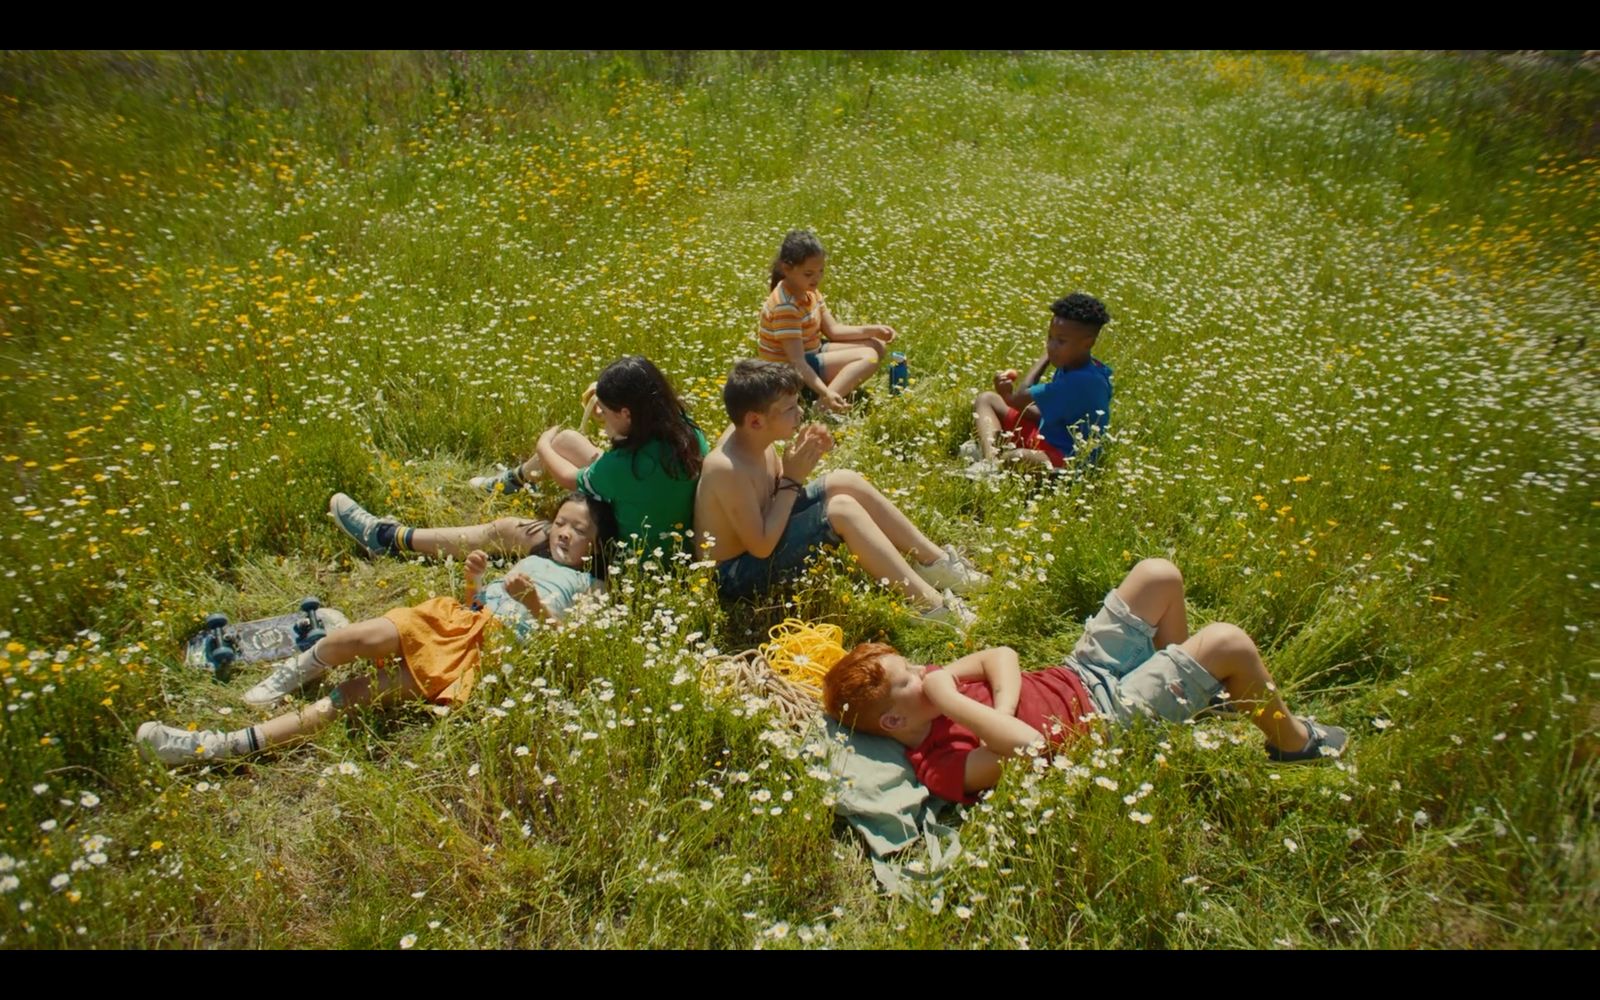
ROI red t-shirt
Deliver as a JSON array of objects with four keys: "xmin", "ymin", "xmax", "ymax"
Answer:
[{"xmin": 907, "ymin": 664, "xmax": 1095, "ymax": 805}]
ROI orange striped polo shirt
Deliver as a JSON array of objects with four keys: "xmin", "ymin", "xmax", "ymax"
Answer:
[{"xmin": 757, "ymin": 284, "xmax": 824, "ymax": 360}]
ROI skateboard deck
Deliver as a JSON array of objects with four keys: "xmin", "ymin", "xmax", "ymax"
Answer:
[{"xmin": 184, "ymin": 599, "xmax": 350, "ymax": 679}]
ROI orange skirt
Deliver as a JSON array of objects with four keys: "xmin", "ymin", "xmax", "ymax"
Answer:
[{"xmin": 383, "ymin": 596, "xmax": 496, "ymax": 707}]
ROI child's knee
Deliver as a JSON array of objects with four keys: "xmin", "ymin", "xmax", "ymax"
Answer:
[
  {"xmin": 1135, "ymin": 557, "xmax": 1183, "ymax": 590},
  {"xmin": 975, "ymin": 390, "xmax": 1004, "ymax": 410},
  {"xmin": 1194, "ymin": 622, "xmax": 1255, "ymax": 663},
  {"xmin": 826, "ymin": 492, "xmax": 865, "ymax": 523},
  {"xmin": 828, "ymin": 469, "xmax": 869, "ymax": 495}
]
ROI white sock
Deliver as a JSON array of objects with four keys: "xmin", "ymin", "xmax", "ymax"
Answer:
[{"xmin": 223, "ymin": 725, "xmax": 264, "ymax": 757}]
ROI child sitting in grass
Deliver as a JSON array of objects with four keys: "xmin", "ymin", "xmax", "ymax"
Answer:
[
  {"xmin": 757, "ymin": 230, "xmax": 897, "ymax": 414},
  {"xmin": 135, "ymin": 493, "xmax": 616, "ymax": 766},
  {"xmin": 822, "ymin": 558, "xmax": 1347, "ymax": 803},
  {"xmin": 332, "ymin": 355, "xmax": 707, "ymax": 559},
  {"xmin": 966, "ymin": 293, "xmax": 1113, "ymax": 475},
  {"xmin": 694, "ymin": 360, "xmax": 986, "ymax": 626}
]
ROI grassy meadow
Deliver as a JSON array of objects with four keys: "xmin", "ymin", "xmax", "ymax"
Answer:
[{"xmin": 0, "ymin": 50, "xmax": 1595, "ymax": 948}]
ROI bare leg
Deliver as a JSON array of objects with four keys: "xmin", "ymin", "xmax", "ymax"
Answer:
[
  {"xmin": 973, "ymin": 391, "xmax": 1010, "ymax": 461},
  {"xmin": 257, "ymin": 664, "xmax": 422, "ymax": 748},
  {"xmin": 517, "ymin": 427, "xmax": 602, "ymax": 482},
  {"xmin": 255, "ymin": 618, "xmax": 417, "ymax": 748},
  {"xmin": 826, "ymin": 493, "xmax": 943, "ymax": 607},
  {"xmin": 1113, "ymin": 558, "xmax": 1189, "ymax": 650},
  {"xmin": 1181, "ymin": 623, "xmax": 1310, "ymax": 752},
  {"xmin": 823, "ymin": 470, "xmax": 942, "ymax": 566},
  {"xmin": 819, "ymin": 344, "xmax": 883, "ymax": 398},
  {"xmin": 407, "ymin": 517, "xmax": 547, "ymax": 559}
]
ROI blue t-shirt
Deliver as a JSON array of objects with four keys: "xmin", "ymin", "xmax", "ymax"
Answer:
[
  {"xmin": 477, "ymin": 553, "xmax": 596, "ymax": 639},
  {"xmin": 1026, "ymin": 358, "xmax": 1113, "ymax": 457}
]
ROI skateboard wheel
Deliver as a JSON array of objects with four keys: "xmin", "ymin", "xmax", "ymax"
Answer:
[
  {"xmin": 210, "ymin": 645, "xmax": 237, "ymax": 680},
  {"xmin": 303, "ymin": 629, "xmax": 326, "ymax": 647},
  {"xmin": 204, "ymin": 614, "xmax": 229, "ymax": 631},
  {"xmin": 300, "ymin": 597, "xmax": 321, "ymax": 613}
]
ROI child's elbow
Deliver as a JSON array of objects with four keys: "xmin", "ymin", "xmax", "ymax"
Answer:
[{"xmin": 745, "ymin": 539, "xmax": 777, "ymax": 559}]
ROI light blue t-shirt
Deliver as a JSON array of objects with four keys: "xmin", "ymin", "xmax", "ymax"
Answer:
[
  {"xmin": 1026, "ymin": 357, "xmax": 1113, "ymax": 458},
  {"xmin": 476, "ymin": 553, "xmax": 596, "ymax": 639}
]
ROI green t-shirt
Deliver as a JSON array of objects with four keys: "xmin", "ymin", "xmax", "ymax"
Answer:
[{"xmin": 576, "ymin": 425, "xmax": 708, "ymax": 553}]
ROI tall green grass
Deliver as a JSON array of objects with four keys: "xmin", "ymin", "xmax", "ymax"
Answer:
[{"xmin": 0, "ymin": 51, "xmax": 1594, "ymax": 948}]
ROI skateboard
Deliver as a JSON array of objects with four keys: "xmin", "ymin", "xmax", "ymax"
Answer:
[{"xmin": 183, "ymin": 597, "xmax": 350, "ymax": 681}]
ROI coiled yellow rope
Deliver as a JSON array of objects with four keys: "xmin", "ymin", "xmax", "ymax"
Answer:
[
  {"xmin": 699, "ymin": 619, "xmax": 847, "ymax": 731},
  {"xmin": 759, "ymin": 618, "xmax": 846, "ymax": 695}
]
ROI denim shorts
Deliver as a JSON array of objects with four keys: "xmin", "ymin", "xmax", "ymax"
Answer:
[
  {"xmin": 1067, "ymin": 590, "xmax": 1221, "ymax": 727},
  {"xmin": 798, "ymin": 350, "xmax": 824, "ymax": 401},
  {"xmin": 715, "ymin": 477, "xmax": 840, "ymax": 600}
]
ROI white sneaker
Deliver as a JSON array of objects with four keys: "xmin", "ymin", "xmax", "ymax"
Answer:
[
  {"xmin": 136, "ymin": 722, "xmax": 228, "ymax": 766},
  {"xmin": 920, "ymin": 590, "xmax": 977, "ymax": 629},
  {"xmin": 914, "ymin": 546, "xmax": 990, "ymax": 594},
  {"xmin": 957, "ymin": 440, "xmax": 981, "ymax": 463},
  {"xmin": 242, "ymin": 651, "xmax": 327, "ymax": 707}
]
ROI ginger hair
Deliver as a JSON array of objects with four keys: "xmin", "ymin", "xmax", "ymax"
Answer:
[{"xmin": 822, "ymin": 642, "xmax": 900, "ymax": 736}]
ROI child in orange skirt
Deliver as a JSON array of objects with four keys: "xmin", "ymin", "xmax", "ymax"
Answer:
[{"xmin": 135, "ymin": 493, "xmax": 616, "ymax": 766}]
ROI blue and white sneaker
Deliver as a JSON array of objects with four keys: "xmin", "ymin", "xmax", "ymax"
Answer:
[
  {"xmin": 327, "ymin": 493, "xmax": 396, "ymax": 556},
  {"xmin": 468, "ymin": 465, "xmax": 525, "ymax": 495}
]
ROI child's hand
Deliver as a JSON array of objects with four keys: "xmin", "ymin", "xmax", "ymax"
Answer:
[
  {"xmin": 819, "ymin": 387, "xmax": 850, "ymax": 413},
  {"xmin": 782, "ymin": 424, "xmax": 833, "ymax": 481},
  {"xmin": 503, "ymin": 572, "xmax": 551, "ymax": 620},
  {"xmin": 993, "ymin": 369, "xmax": 1019, "ymax": 396},
  {"xmin": 503, "ymin": 570, "xmax": 532, "ymax": 599},
  {"xmin": 865, "ymin": 324, "xmax": 897, "ymax": 343},
  {"xmin": 465, "ymin": 549, "xmax": 490, "ymax": 584}
]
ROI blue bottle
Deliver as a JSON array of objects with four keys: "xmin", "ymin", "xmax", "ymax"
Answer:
[{"xmin": 888, "ymin": 352, "xmax": 909, "ymax": 395}]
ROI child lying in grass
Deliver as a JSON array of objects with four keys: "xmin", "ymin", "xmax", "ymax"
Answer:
[
  {"xmin": 136, "ymin": 493, "xmax": 615, "ymax": 766},
  {"xmin": 822, "ymin": 558, "xmax": 1347, "ymax": 803}
]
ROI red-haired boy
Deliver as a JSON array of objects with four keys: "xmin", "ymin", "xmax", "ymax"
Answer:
[{"xmin": 822, "ymin": 559, "xmax": 1347, "ymax": 803}]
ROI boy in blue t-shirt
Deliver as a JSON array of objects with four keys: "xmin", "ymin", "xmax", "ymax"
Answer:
[{"xmin": 968, "ymin": 293, "xmax": 1113, "ymax": 473}]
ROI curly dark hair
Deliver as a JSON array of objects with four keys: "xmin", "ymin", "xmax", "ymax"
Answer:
[
  {"xmin": 594, "ymin": 356, "xmax": 703, "ymax": 482},
  {"xmin": 769, "ymin": 229, "xmax": 827, "ymax": 290},
  {"xmin": 1051, "ymin": 293, "xmax": 1112, "ymax": 329}
]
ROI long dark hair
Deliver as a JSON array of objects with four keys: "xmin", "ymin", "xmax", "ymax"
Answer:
[
  {"xmin": 594, "ymin": 356, "xmax": 703, "ymax": 481},
  {"xmin": 768, "ymin": 229, "xmax": 826, "ymax": 291},
  {"xmin": 532, "ymin": 491, "xmax": 618, "ymax": 580}
]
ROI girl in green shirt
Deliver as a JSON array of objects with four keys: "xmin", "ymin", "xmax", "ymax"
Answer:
[{"xmin": 329, "ymin": 356, "xmax": 707, "ymax": 560}]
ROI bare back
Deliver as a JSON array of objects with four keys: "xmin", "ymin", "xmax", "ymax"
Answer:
[{"xmin": 693, "ymin": 437, "xmax": 780, "ymax": 562}]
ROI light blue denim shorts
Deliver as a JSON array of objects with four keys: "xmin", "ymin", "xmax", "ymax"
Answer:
[{"xmin": 1067, "ymin": 589, "xmax": 1222, "ymax": 727}]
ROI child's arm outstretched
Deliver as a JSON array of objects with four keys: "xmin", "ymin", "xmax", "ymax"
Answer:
[
  {"xmin": 818, "ymin": 302, "xmax": 895, "ymax": 346},
  {"xmin": 923, "ymin": 665, "xmax": 1045, "ymax": 795}
]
